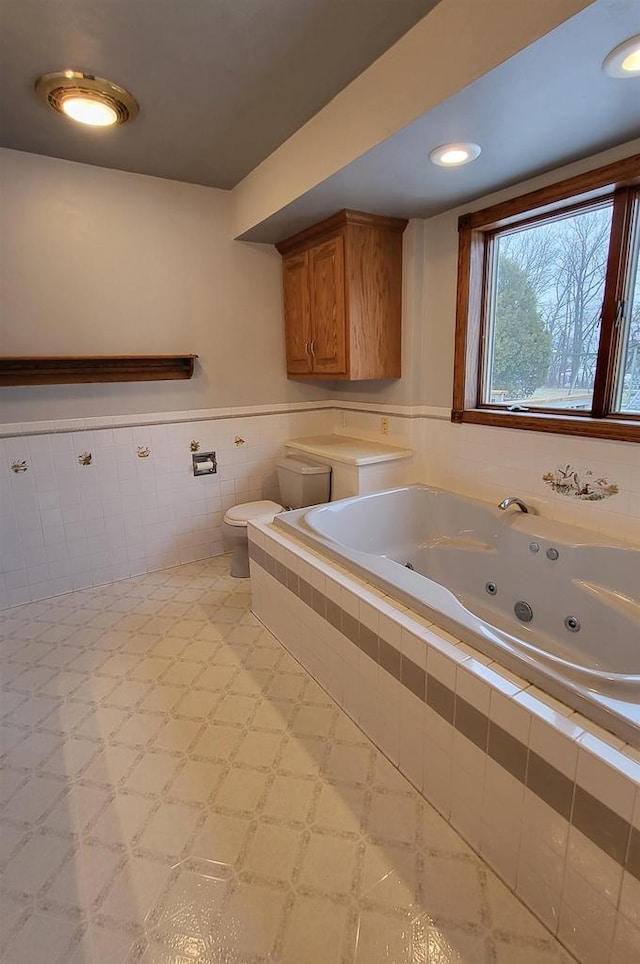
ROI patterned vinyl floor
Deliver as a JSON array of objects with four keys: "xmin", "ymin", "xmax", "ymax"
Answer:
[{"xmin": 0, "ymin": 556, "xmax": 576, "ymax": 963}]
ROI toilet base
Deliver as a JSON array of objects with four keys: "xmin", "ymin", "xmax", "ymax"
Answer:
[
  {"xmin": 223, "ymin": 519, "xmax": 251, "ymax": 578},
  {"xmin": 230, "ymin": 542, "xmax": 250, "ymax": 578},
  {"xmin": 223, "ymin": 501, "xmax": 284, "ymax": 578}
]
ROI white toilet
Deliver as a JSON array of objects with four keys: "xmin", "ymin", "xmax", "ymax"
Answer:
[{"xmin": 223, "ymin": 456, "xmax": 331, "ymax": 577}]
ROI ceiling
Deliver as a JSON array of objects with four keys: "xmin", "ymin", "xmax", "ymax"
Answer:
[
  {"xmin": 0, "ymin": 0, "xmax": 441, "ymax": 190},
  {"xmin": 243, "ymin": 0, "xmax": 640, "ymax": 241},
  {"xmin": 1, "ymin": 0, "xmax": 637, "ymax": 242}
]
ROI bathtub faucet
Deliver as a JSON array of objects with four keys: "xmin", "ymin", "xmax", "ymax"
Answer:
[{"xmin": 498, "ymin": 497, "xmax": 531, "ymax": 513}]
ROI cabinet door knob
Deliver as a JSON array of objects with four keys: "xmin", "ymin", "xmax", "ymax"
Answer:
[{"xmin": 310, "ymin": 340, "xmax": 316, "ymax": 355}]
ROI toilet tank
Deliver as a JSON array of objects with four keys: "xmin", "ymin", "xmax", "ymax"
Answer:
[{"xmin": 277, "ymin": 457, "xmax": 331, "ymax": 509}]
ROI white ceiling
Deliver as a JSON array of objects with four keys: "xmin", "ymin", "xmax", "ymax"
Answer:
[
  {"xmin": 242, "ymin": 0, "xmax": 640, "ymax": 241},
  {"xmin": 0, "ymin": 0, "xmax": 441, "ymax": 189}
]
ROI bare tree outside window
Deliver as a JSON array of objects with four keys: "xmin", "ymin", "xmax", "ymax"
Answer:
[
  {"xmin": 453, "ymin": 157, "xmax": 640, "ymax": 443},
  {"xmin": 484, "ymin": 204, "xmax": 613, "ymax": 410},
  {"xmin": 615, "ymin": 217, "xmax": 640, "ymax": 414}
]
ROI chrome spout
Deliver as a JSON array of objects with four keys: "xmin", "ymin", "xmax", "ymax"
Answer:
[{"xmin": 498, "ymin": 497, "xmax": 531, "ymax": 513}]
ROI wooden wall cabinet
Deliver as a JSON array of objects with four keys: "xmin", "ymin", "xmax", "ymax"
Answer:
[{"xmin": 276, "ymin": 210, "xmax": 407, "ymax": 380}]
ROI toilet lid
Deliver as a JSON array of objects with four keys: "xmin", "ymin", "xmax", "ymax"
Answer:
[{"xmin": 223, "ymin": 500, "xmax": 283, "ymax": 527}]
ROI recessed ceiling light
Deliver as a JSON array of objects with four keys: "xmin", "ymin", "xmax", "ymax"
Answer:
[
  {"xmin": 429, "ymin": 142, "xmax": 481, "ymax": 167},
  {"xmin": 35, "ymin": 71, "xmax": 138, "ymax": 128},
  {"xmin": 603, "ymin": 34, "xmax": 640, "ymax": 78}
]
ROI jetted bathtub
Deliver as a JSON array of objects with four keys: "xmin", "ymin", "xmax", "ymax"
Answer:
[{"xmin": 274, "ymin": 485, "xmax": 640, "ymax": 743}]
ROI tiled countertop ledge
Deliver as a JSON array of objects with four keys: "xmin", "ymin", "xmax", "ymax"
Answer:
[{"xmin": 285, "ymin": 434, "xmax": 413, "ymax": 465}]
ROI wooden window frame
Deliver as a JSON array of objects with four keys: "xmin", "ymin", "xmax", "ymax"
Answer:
[{"xmin": 452, "ymin": 154, "xmax": 640, "ymax": 443}]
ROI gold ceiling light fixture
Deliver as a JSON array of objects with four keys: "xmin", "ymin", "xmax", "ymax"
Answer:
[{"xmin": 35, "ymin": 71, "xmax": 138, "ymax": 128}]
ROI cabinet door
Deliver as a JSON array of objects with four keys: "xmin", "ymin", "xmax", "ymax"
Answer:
[
  {"xmin": 282, "ymin": 251, "xmax": 312, "ymax": 374},
  {"xmin": 308, "ymin": 236, "xmax": 346, "ymax": 374}
]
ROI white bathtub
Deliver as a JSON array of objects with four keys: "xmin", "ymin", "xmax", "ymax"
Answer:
[{"xmin": 274, "ymin": 485, "xmax": 640, "ymax": 743}]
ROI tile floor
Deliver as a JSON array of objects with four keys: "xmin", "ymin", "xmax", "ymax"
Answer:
[{"xmin": 0, "ymin": 556, "xmax": 577, "ymax": 964}]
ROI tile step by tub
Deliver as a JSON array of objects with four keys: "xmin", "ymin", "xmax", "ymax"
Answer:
[{"xmin": 248, "ymin": 522, "xmax": 640, "ymax": 964}]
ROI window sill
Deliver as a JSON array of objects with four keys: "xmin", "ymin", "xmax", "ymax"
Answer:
[{"xmin": 451, "ymin": 408, "xmax": 639, "ymax": 443}]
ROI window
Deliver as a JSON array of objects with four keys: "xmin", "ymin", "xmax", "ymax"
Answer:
[{"xmin": 453, "ymin": 155, "xmax": 640, "ymax": 442}]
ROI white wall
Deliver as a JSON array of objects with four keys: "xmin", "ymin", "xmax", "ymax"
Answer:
[
  {"xmin": 0, "ymin": 149, "xmax": 324, "ymax": 423},
  {"xmin": 0, "ymin": 148, "xmax": 331, "ymax": 607}
]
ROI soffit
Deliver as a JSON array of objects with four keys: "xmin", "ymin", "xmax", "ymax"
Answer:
[{"xmin": 241, "ymin": 0, "xmax": 640, "ymax": 241}]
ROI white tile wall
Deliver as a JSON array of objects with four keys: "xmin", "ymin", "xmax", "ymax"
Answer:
[
  {"xmin": 518, "ymin": 793, "xmax": 568, "ymax": 933},
  {"xmin": 335, "ymin": 407, "xmax": 640, "ymax": 546},
  {"xmin": 3, "ymin": 398, "xmax": 638, "ymax": 611},
  {"xmin": 0, "ymin": 407, "xmax": 331, "ymax": 609},
  {"xmin": 481, "ymin": 759, "xmax": 525, "ymax": 887}
]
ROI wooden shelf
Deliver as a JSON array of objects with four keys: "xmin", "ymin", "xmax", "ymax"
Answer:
[{"xmin": 0, "ymin": 355, "xmax": 198, "ymax": 386}]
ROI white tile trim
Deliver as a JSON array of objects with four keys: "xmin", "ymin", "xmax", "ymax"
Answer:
[{"xmin": 0, "ymin": 400, "xmax": 451, "ymax": 438}]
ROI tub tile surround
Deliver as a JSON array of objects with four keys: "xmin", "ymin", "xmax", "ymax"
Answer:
[{"xmin": 248, "ymin": 523, "xmax": 640, "ymax": 964}]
